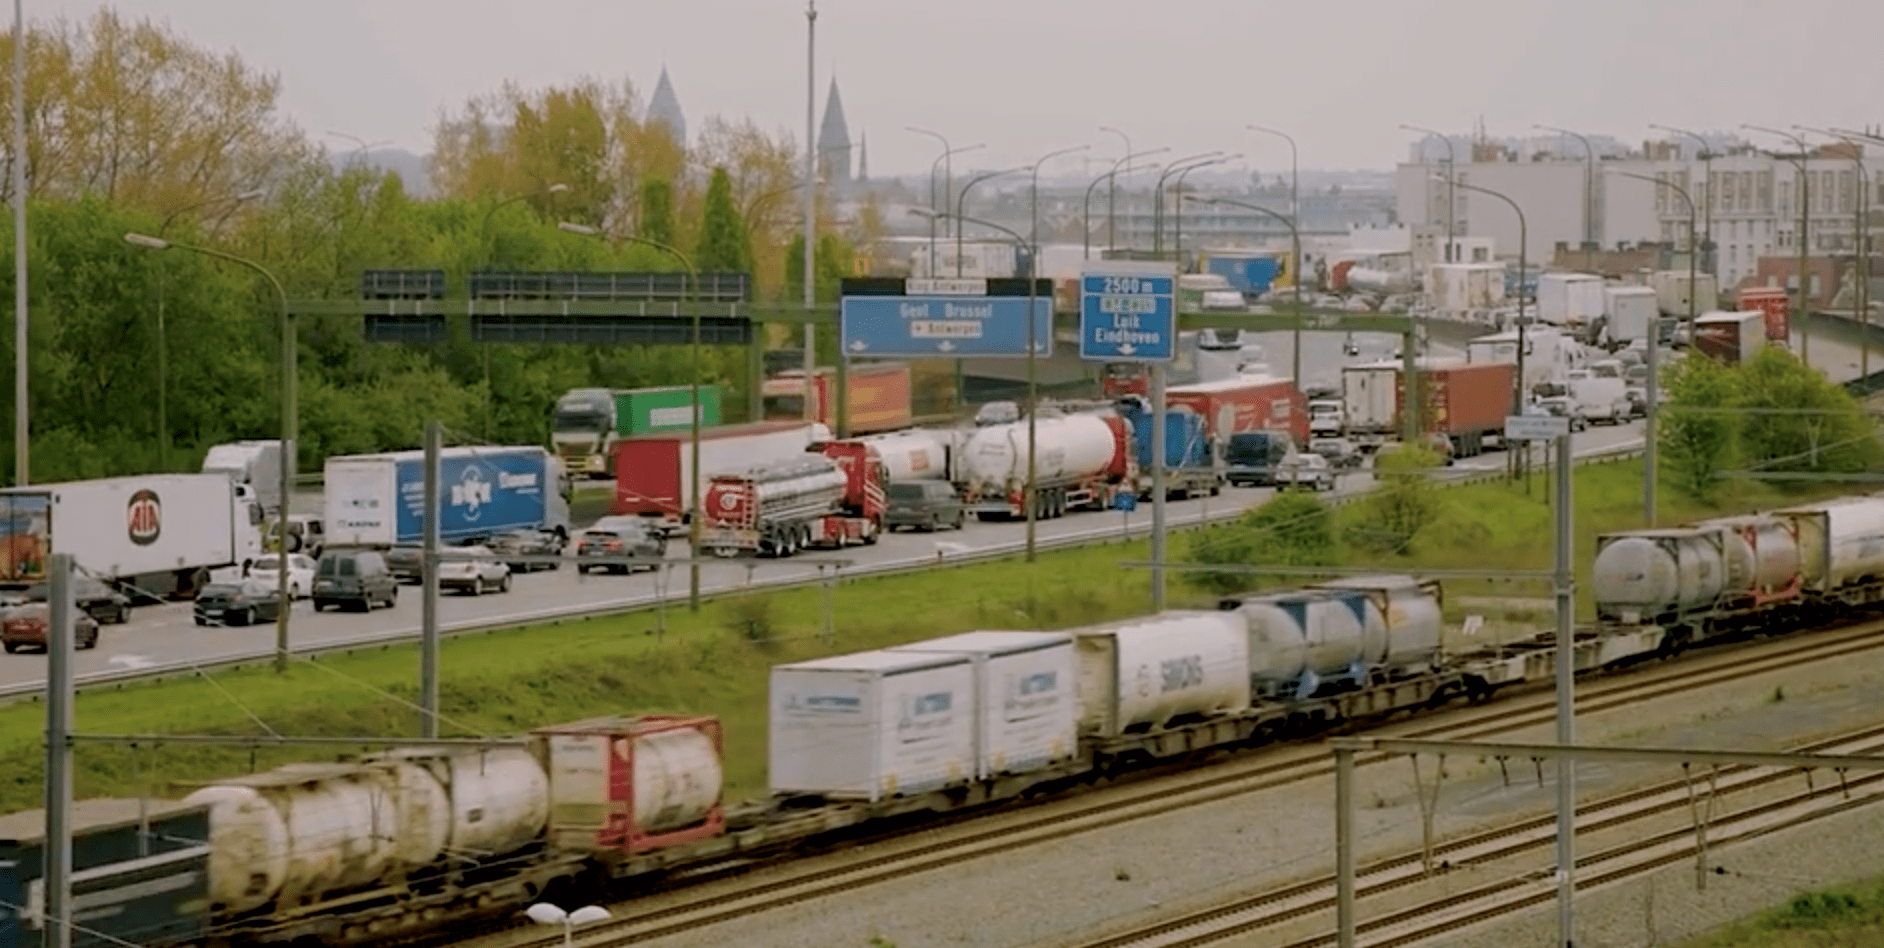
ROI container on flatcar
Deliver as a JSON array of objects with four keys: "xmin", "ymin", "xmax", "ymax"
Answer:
[
  {"xmin": 1774, "ymin": 497, "xmax": 1884, "ymax": 595},
  {"xmin": 0, "ymin": 799, "xmax": 212, "ymax": 948},
  {"xmin": 1221, "ymin": 588, "xmax": 1387, "ymax": 698},
  {"xmin": 1312, "ymin": 574, "xmax": 1445, "ymax": 673},
  {"xmin": 770, "ymin": 650, "xmax": 976, "ymax": 802},
  {"xmin": 1072, "ymin": 612, "xmax": 1250, "ymax": 737},
  {"xmin": 1590, "ymin": 528, "xmax": 1729, "ymax": 624},
  {"xmin": 889, "ymin": 631, "xmax": 1078, "ymax": 779},
  {"xmin": 531, "ymin": 715, "xmax": 725, "ymax": 854}
]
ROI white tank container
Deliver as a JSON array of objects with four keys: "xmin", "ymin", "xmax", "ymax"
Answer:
[
  {"xmin": 1231, "ymin": 589, "xmax": 1388, "ymax": 698},
  {"xmin": 261, "ymin": 768, "xmax": 398, "ymax": 902},
  {"xmin": 889, "ymin": 630, "xmax": 1079, "ymax": 779},
  {"xmin": 442, "ymin": 748, "xmax": 550, "ymax": 856},
  {"xmin": 1592, "ymin": 529, "xmax": 1728, "ymax": 623},
  {"xmin": 1314, "ymin": 575, "xmax": 1444, "ymax": 673},
  {"xmin": 1697, "ymin": 514, "xmax": 1801, "ymax": 600},
  {"xmin": 631, "ymin": 727, "xmax": 724, "ymax": 832},
  {"xmin": 862, "ymin": 430, "xmax": 952, "ymax": 482},
  {"xmin": 962, "ymin": 413, "xmax": 1118, "ymax": 494},
  {"xmin": 1072, "ymin": 612, "xmax": 1250, "ymax": 737},
  {"xmin": 771, "ymin": 649, "xmax": 977, "ymax": 801},
  {"xmin": 183, "ymin": 784, "xmax": 291, "ymax": 912},
  {"xmin": 352, "ymin": 752, "xmax": 460, "ymax": 870},
  {"xmin": 1777, "ymin": 497, "xmax": 1884, "ymax": 593}
]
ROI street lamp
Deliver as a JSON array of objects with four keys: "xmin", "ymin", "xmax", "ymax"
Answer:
[
  {"xmin": 1400, "ymin": 125, "xmax": 1455, "ymax": 262},
  {"xmin": 1608, "ymin": 169, "xmax": 1695, "ymax": 528},
  {"xmin": 1187, "ymin": 195, "xmax": 1303, "ymax": 385},
  {"xmin": 1083, "ymin": 147, "xmax": 1169, "ymax": 259},
  {"xmin": 1745, "ymin": 124, "xmax": 1814, "ymax": 367},
  {"xmin": 1170, "ymin": 155, "xmax": 1240, "ymax": 261},
  {"xmin": 909, "ymin": 138, "xmax": 984, "ymax": 275},
  {"xmin": 1151, "ymin": 152, "xmax": 1222, "ymax": 256},
  {"xmin": 955, "ymin": 165, "xmax": 1031, "ymax": 277},
  {"xmin": 1435, "ymin": 176, "xmax": 1529, "ymax": 419},
  {"xmin": 1799, "ymin": 125, "xmax": 1870, "ymax": 380},
  {"xmin": 125, "ymin": 232, "xmax": 294, "ymax": 673},
  {"xmin": 1247, "ymin": 125, "xmax": 1300, "ymax": 290},
  {"xmin": 1535, "ymin": 125, "xmax": 1598, "ymax": 261},
  {"xmin": 1650, "ymin": 123, "xmax": 1717, "ymax": 275},
  {"xmin": 481, "ymin": 183, "xmax": 570, "ymax": 264},
  {"xmin": 525, "ymin": 903, "xmax": 610, "ymax": 947},
  {"xmin": 153, "ymin": 188, "xmax": 266, "ymax": 471},
  {"xmin": 1030, "ymin": 144, "xmax": 1091, "ymax": 253},
  {"xmin": 559, "ymin": 222, "xmax": 705, "ymax": 612},
  {"xmin": 910, "ymin": 207, "xmax": 1044, "ymax": 562}
]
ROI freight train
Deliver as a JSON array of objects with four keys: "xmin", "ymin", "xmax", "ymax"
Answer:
[{"xmin": 17, "ymin": 490, "xmax": 1884, "ymax": 948}]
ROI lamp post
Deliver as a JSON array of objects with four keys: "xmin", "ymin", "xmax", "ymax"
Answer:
[
  {"xmin": 525, "ymin": 903, "xmax": 611, "ymax": 948},
  {"xmin": 326, "ymin": 131, "xmax": 392, "ymax": 168},
  {"xmin": 153, "ymin": 188, "xmax": 266, "ymax": 471},
  {"xmin": 1799, "ymin": 126, "xmax": 1870, "ymax": 380},
  {"xmin": 1169, "ymin": 155, "xmax": 1238, "ymax": 263},
  {"xmin": 1188, "ymin": 195, "xmax": 1303, "ymax": 385},
  {"xmin": 910, "ymin": 137, "xmax": 984, "ymax": 275},
  {"xmin": 911, "ymin": 208, "xmax": 1043, "ymax": 562},
  {"xmin": 1536, "ymin": 125, "xmax": 1598, "ymax": 261},
  {"xmin": 1745, "ymin": 124, "xmax": 1814, "ymax": 367},
  {"xmin": 125, "ymin": 233, "xmax": 293, "ymax": 672},
  {"xmin": 955, "ymin": 165, "xmax": 1031, "ymax": 277},
  {"xmin": 13, "ymin": 0, "xmax": 26, "ymax": 487},
  {"xmin": 1441, "ymin": 177, "xmax": 1529, "ymax": 421},
  {"xmin": 802, "ymin": 1, "xmax": 818, "ymax": 423},
  {"xmin": 1651, "ymin": 124, "xmax": 1716, "ymax": 276},
  {"xmin": 1098, "ymin": 127, "xmax": 1129, "ymax": 251},
  {"xmin": 1030, "ymin": 144, "xmax": 1090, "ymax": 254},
  {"xmin": 1248, "ymin": 125, "xmax": 1300, "ymax": 289},
  {"xmin": 1086, "ymin": 146, "xmax": 1169, "ymax": 258},
  {"xmin": 1152, "ymin": 152, "xmax": 1222, "ymax": 257},
  {"xmin": 560, "ymin": 222, "xmax": 705, "ymax": 611},
  {"xmin": 1608, "ymin": 170, "xmax": 1695, "ymax": 528},
  {"xmin": 1401, "ymin": 125, "xmax": 1455, "ymax": 262}
]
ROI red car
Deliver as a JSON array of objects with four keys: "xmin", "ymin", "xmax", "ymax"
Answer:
[{"xmin": 1, "ymin": 602, "xmax": 101, "ymax": 653}]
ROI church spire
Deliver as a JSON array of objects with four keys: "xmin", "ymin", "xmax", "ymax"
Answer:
[
  {"xmin": 647, "ymin": 66, "xmax": 687, "ymax": 145},
  {"xmin": 816, "ymin": 77, "xmax": 851, "ymax": 187}
]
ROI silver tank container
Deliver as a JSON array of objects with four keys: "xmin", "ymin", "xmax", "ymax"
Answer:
[
  {"xmin": 1591, "ymin": 528, "xmax": 1727, "ymax": 623},
  {"xmin": 1228, "ymin": 588, "xmax": 1388, "ymax": 698},
  {"xmin": 1313, "ymin": 574, "xmax": 1445, "ymax": 672}
]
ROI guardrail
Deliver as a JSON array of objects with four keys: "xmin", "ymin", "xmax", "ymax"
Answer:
[{"xmin": 0, "ymin": 441, "xmax": 1647, "ymax": 705}]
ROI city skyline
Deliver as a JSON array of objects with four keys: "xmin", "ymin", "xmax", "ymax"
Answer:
[{"xmin": 34, "ymin": 0, "xmax": 1884, "ymax": 178}]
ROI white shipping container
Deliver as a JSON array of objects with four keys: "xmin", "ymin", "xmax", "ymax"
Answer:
[
  {"xmin": 770, "ymin": 650, "xmax": 976, "ymax": 801},
  {"xmin": 1650, "ymin": 270, "xmax": 1721, "ymax": 317},
  {"xmin": 1073, "ymin": 611, "xmax": 1251, "ymax": 737},
  {"xmin": 1429, "ymin": 263, "xmax": 1507, "ymax": 312},
  {"xmin": 1340, "ymin": 362, "xmax": 1400, "ymax": 434},
  {"xmin": 1780, "ymin": 498, "xmax": 1884, "ymax": 593},
  {"xmin": 890, "ymin": 631, "xmax": 1078, "ymax": 779},
  {"xmin": 0, "ymin": 474, "xmax": 253, "ymax": 584},
  {"xmin": 1603, "ymin": 286, "xmax": 1660, "ymax": 345},
  {"xmin": 1536, "ymin": 273, "xmax": 1605, "ymax": 327}
]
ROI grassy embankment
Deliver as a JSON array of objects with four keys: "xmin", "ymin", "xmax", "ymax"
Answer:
[
  {"xmin": 0, "ymin": 459, "xmax": 1855, "ymax": 813},
  {"xmin": 1672, "ymin": 883, "xmax": 1884, "ymax": 946}
]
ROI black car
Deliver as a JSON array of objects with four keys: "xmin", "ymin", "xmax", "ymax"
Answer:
[
  {"xmin": 19, "ymin": 577, "xmax": 131, "ymax": 625},
  {"xmin": 488, "ymin": 528, "xmax": 567, "ymax": 572},
  {"xmin": 312, "ymin": 551, "xmax": 399, "ymax": 612},
  {"xmin": 576, "ymin": 524, "xmax": 664, "ymax": 574},
  {"xmin": 194, "ymin": 579, "xmax": 284, "ymax": 627},
  {"xmin": 384, "ymin": 543, "xmax": 425, "ymax": 583}
]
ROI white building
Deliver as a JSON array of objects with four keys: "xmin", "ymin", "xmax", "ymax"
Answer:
[{"xmin": 1397, "ymin": 136, "xmax": 1880, "ymax": 291}]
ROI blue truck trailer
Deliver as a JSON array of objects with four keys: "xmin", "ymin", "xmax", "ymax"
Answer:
[
  {"xmin": 1116, "ymin": 398, "xmax": 1221, "ymax": 499},
  {"xmin": 323, "ymin": 446, "xmax": 573, "ymax": 548}
]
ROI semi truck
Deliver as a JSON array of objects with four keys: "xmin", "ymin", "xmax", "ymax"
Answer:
[
  {"xmin": 1163, "ymin": 376, "xmax": 1308, "ymax": 446},
  {"xmin": 1341, "ymin": 359, "xmax": 1516, "ymax": 457},
  {"xmin": 611, "ymin": 421, "xmax": 833, "ymax": 534},
  {"xmin": 1115, "ymin": 398, "xmax": 1221, "ymax": 499},
  {"xmin": 699, "ymin": 442, "xmax": 888, "ymax": 557},
  {"xmin": 1693, "ymin": 311, "xmax": 1767, "ymax": 366},
  {"xmin": 201, "ymin": 440, "xmax": 285, "ymax": 515},
  {"xmin": 1600, "ymin": 286, "xmax": 1660, "ymax": 349},
  {"xmin": 762, "ymin": 363, "xmax": 914, "ymax": 436},
  {"xmin": 0, "ymin": 474, "xmax": 265, "ymax": 600},
  {"xmin": 1736, "ymin": 286, "xmax": 1792, "ymax": 341},
  {"xmin": 957, "ymin": 411, "xmax": 1134, "ymax": 520},
  {"xmin": 552, "ymin": 385, "xmax": 724, "ymax": 479},
  {"xmin": 323, "ymin": 446, "xmax": 572, "ymax": 549}
]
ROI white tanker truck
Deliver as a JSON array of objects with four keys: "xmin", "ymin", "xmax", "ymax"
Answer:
[{"xmin": 957, "ymin": 411, "xmax": 1134, "ymax": 521}]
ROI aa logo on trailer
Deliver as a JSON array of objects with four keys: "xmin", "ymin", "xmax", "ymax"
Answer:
[{"xmin": 127, "ymin": 489, "xmax": 162, "ymax": 546}]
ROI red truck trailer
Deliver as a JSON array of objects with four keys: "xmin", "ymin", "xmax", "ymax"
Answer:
[
  {"xmin": 1736, "ymin": 287, "xmax": 1791, "ymax": 342},
  {"xmin": 1163, "ymin": 376, "xmax": 1308, "ymax": 446},
  {"xmin": 762, "ymin": 363, "xmax": 914, "ymax": 435},
  {"xmin": 1693, "ymin": 311, "xmax": 1767, "ymax": 366},
  {"xmin": 611, "ymin": 421, "xmax": 831, "ymax": 533},
  {"xmin": 699, "ymin": 441, "xmax": 887, "ymax": 557},
  {"xmin": 1393, "ymin": 361, "xmax": 1516, "ymax": 458}
]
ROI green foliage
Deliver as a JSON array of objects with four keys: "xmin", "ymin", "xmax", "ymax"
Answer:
[
  {"xmin": 1660, "ymin": 353, "xmax": 1742, "ymax": 500},
  {"xmin": 694, "ymin": 167, "xmax": 753, "ymax": 273},
  {"xmin": 783, "ymin": 232, "xmax": 856, "ymax": 305},
  {"xmin": 638, "ymin": 175, "xmax": 675, "ymax": 246},
  {"xmin": 1349, "ymin": 445, "xmax": 1441, "ymax": 555},
  {"xmin": 1185, "ymin": 491, "xmax": 1337, "ymax": 594}
]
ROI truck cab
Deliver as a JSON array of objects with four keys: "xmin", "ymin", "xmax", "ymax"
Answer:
[
  {"xmin": 551, "ymin": 388, "xmax": 617, "ymax": 478},
  {"xmin": 1308, "ymin": 399, "xmax": 1346, "ymax": 436}
]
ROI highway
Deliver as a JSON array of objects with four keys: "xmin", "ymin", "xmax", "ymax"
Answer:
[
  {"xmin": 2, "ymin": 321, "xmax": 1870, "ymax": 697},
  {"xmin": 0, "ymin": 421, "xmax": 1648, "ymax": 696}
]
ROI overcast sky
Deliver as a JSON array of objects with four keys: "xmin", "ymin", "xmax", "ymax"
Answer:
[{"xmin": 37, "ymin": 0, "xmax": 1884, "ymax": 178}]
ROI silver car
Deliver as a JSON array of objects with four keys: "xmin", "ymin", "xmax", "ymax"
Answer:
[
  {"xmin": 435, "ymin": 545, "xmax": 512, "ymax": 595},
  {"xmin": 1276, "ymin": 453, "xmax": 1337, "ymax": 492}
]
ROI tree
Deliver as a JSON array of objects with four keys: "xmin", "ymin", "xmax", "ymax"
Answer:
[
  {"xmin": 695, "ymin": 167, "xmax": 752, "ymax": 273},
  {"xmin": 1349, "ymin": 446, "xmax": 1441, "ymax": 555},
  {"xmin": 638, "ymin": 176, "xmax": 675, "ymax": 246},
  {"xmin": 1734, "ymin": 347, "xmax": 1881, "ymax": 476},
  {"xmin": 1659, "ymin": 354, "xmax": 1742, "ymax": 500},
  {"xmin": 1186, "ymin": 491, "xmax": 1336, "ymax": 594}
]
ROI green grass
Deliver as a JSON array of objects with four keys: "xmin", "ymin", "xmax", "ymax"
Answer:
[
  {"xmin": 1671, "ymin": 882, "xmax": 1884, "ymax": 946},
  {"xmin": 0, "ymin": 458, "xmax": 1858, "ymax": 813}
]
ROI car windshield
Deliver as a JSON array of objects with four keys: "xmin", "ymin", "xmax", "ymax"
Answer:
[
  {"xmin": 252, "ymin": 556, "xmax": 281, "ymax": 571},
  {"xmin": 201, "ymin": 584, "xmax": 244, "ymax": 598},
  {"xmin": 888, "ymin": 483, "xmax": 927, "ymax": 501}
]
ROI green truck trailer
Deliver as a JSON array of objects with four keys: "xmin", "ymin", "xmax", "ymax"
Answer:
[{"xmin": 552, "ymin": 385, "xmax": 723, "ymax": 478}]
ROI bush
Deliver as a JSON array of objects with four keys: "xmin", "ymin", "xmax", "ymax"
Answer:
[
  {"xmin": 1348, "ymin": 446, "xmax": 1441, "ymax": 555},
  {"xmin": 1186, "ymin": 491, "xmax": 1337, "ymax": 594}
]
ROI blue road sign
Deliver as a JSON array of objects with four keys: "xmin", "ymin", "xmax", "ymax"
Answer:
[
  {"xmin": 841, "ymin": 295, "xmax": 1052, "ymax": 358},
  {"xmin": 1079, "ymin": 268, "xmax": 1176, "ymax": 362}
]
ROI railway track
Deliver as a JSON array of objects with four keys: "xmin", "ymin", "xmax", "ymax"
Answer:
[
  {"xmin": 1074, "ymin": 724, "xmax": 1884, "ymax": 948},
  {"xmin": 469, "ymin": 617, "xmax": 1884, "ymax": 948}
]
